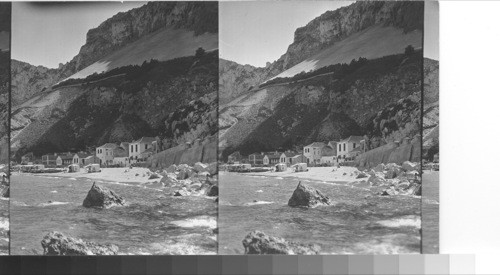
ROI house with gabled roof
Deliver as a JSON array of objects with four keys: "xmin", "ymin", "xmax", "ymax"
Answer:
[
  {"xmin": 303, "ymin": 142, "xmax": 327, "ymax": 165},
  {"xmin": 248, "ymin": 153, "xmax": 265, "ymax": 166},
  {"xmin": 56, "ymin": 154, "xmax": 74, "ymax": 166},
  {"xmin": 96, "ymin": 143, "xmax": 119, "ymax": 166},
  {"xmin": 280, "ymin": 152, "xmax": 297, "ymax": 166},
  {"xmin": 336, "ymin": 136, "xmax": 364, "ymax": 161},
  {"xmin": 129, "ymin": 137, "xmax": 156, "ymax": 161},
  {"xmin": 41, "ymin": 154, "xmax": 57, "ymax": 166},
  {"xmin": 263, "ymin": 153, "xmax": 281, "ymax": 166}
]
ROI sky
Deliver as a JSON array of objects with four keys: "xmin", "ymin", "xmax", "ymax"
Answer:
[
  {"xmin": 424, "ymin": 1, "xmax": 439, "ymax": 60},
  {"xmin": 220, "ymin": 1, "xmax": 353, "ymax": 67},
  {"xmin": 12, "ymin": 2, "xmax": 145, "ymax": 68}
]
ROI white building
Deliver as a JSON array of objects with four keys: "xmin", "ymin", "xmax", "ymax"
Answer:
[
  {"xmin": 336, "ymin": 136, "xmax": 364, "ymax": 161},
  {"xmin": 96, "ymin": 143, "xmax": 119, "ymax": 166},
  {"xmin": 303, "ymin": 142, "xmax": 327, "ymax": 165},
  {"xmin": 129, "ymin": 137, "xmax": 156, "ymax": 161}
]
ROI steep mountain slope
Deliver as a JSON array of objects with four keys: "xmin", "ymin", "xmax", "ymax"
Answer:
[
  {"xmin": 219, "ymin": 1, "xmax": 423, "ymax": 160},
  {"xmin": 13, "ymin": 51, "xmax": 218, "ymax": 159},
  {"xmin": 0, "ymin": 50, "xmax": 8, "ymax": 163},
  {"xmin": 11, "ymin": 2, "xmax": 219, "ymax": 160},
  {"xmin": 59, "ymin": 1, "xmax": 218, "ymax": 79},
  {"xmin": 220, "ymin": 51, "xmax": 422, "ymax": 159},
  {"xmin": 423, "ymin": 58, "xmax": 439, "ymax": 159}
]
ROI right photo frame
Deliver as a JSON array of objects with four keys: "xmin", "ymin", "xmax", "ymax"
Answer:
[{"xmin": 218, "ymin": 0, "xmax": 438, "ymax": 255}]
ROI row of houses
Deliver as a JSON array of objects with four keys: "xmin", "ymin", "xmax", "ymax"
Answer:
[
  {"xmin": 228, "ymin": 135, "xmax": 366, "ymax": 167},
  {"xmin": 21, "ymin": 136, "xmax": 159, "ymax": 168}
]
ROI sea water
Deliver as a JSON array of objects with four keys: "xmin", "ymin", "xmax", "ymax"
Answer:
[
  {"xmin": 219, "ymin": 172, "xmax": 421, "ymax": 254},
  {"xmin": 422, "ymin": 170, "xmax": 439, "ymax": 253},
  {"xmin": 10, "ymin": 174, "xmax": 217, "ymax": 255}
]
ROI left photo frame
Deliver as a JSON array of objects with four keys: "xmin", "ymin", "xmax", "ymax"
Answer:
[
  {"xmin": 9, "ymin": 2, "xmax": 218, "ymax": 255},
  {"xmin": 0, "ymin": 1, "xmax": 11, "ymax": 256}
]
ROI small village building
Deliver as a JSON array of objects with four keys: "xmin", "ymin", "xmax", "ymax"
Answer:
[
  {"xmin": 291, "ymin": 154, "xmax": 308, "ymax": 165},
  {"xmin": 83, "ymin": 155, "xmax": 100, "ymax": 166},
  {"xmin": 303, "ymin": 142, "xmax": 327, "ymax": 165},
  {"xmin": 266, "ymin": 153, "xmax": 282, "ymax": 166},
  {"xmin": 41, "ymin": 154, "xmax": 57, "ymax": 166},
  {"xmin": 248, "ymin": 153, "xmax": 265, "ymax": 166},
  {"xmin": 56, "ymin": 154, "xmax": 73, "ymax": 166},
  {"xmin": 280, "ymin": 152, "xmax": 296, "ymax": 166},
  {"xmin": 112, "ymin": 146, "xmax": 129, "ymax": 167},
  {"xmin": 129, "ymin": 137, "xmax": 156, "ymax": 161},
  {"xmin": 336, "ymin": 136, "xmax": 364, "ymax": 161},
  {"xmin": 97, "ymin": 143, "xmax": 119, "ymax": 166},
  {"xmin": 73, "ymin": 153, "xmax": 92, "ymax": 167}
]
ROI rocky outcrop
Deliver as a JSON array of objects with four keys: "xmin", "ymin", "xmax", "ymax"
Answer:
[
  {"xmin": 41, "ymin": 231, "xmax": 118, "ymax": 255},
  {"xmin": 205, "ymin": 185, "xmax": 218, "ymax": 197},
  {"xmin": 242, "ymin": 231, "xmax": 320, "ymax": 255},
  {"xmin": 59, "ymin": 2, "xmax": 218, "ymax": 77},
  {"xmin": 269, "ymin": 1, "xmax": 423, "ymax": 72},
  {"xmin": 288, "ymin": 182, "xmax": 331, "ymax": 208},
  {"xmin": 82, "ymin": 183, "xmax": 125, "ymax": 208}
]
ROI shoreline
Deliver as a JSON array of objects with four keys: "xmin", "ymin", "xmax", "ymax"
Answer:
[
  {"xmin": 14, "ymin": 167, "xmax": 158, "ymax": 184},
  {"xmin": 222, "ymin": 166, "xmax": 363, "ymax": 185}
]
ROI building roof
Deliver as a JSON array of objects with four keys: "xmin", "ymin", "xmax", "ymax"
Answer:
[
  {"xmin": 339, "ymin": 136, "xmax": 364, "ymax": 143},
  {"xmin": 281, "ymin": 152, "xmax": 296, "ymax": 157},
  {"xmin": 74, "ymin": 153, "xmax": 92, "ymax": 158},
  {"xmin": 292, "ymin": 154, "xmax": 306, "ymax": 159},
  {"xmin": 305, "ymin": 142, "xmax": 326, "ymax": 148},
  {"xmin": 132, "ymin": 137, "xmax": 156, "ymax": 144},
  {"xmin": 84, "ymin": 155, "xmax": 97, "ymax": 159},
  {"xmin": 59, "ymin": 155, "xmax": 73, "ymax": 160},
  {"xmin": 42, "ymin": 155, "xmax": 57, "ymax": 160},
  {"xmin": 139, "ymin": 148, "xmax": 154, "ymax": 156},
  {"xmin": 266, "ymin": 154, "xmax": 281, "ymax": 159},
  {"xmin": 249, "ymin": 153, "xmax": 265, "ymax": 159},
  {"xmin": 98, "ymin": 143, "xmax": 119, "ymax": 149}
]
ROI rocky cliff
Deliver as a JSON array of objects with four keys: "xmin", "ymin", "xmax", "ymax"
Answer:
[
  {"xmin": 60, "ymin": 2, "xmax": 218, "ymax": 78},
  {"xmin": 268, "ymin": 1, "xmax": 423, "ymax": 74},
  {"xmin": 11, "ymin": 60, "xmax": 64, "ymax": 106},
  {"xmin": 0, "ymin": 50, "xmax": 8, "ymax": 164},
  {"xmin": 423, "ymin": 58, "xmax": 439, "ymax": 159}
]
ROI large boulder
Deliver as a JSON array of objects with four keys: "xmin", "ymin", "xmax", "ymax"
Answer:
[
  {"xmin": 367, "ymin": 173, "xmax": 387, "ymax": 186},
  {"xmin": 402, "ymin": 161, "xmax": 419, "ymax": 172},
  {"xmin": 82, "ymin": 183, "xmax": 125, "ymax": 208},
  {"xmin": 205, "ymin": 185, "xmax": 218, "ymax": 197},
  {"xmin": 173, "ymin": 188, "xmax": 190, "ymax": 197},
  {"xmin": 384, "ymin": 163, "xmax": 403, "ymax": 179},
  {"xmin": 206, "ymin": 162, "xmax": 218, "ymax": 175},
  {"xmin": 41, "ymin": 231, "xmax": 118, "ymax": 255},
  {"xmin": 242, "ymin": 231, "xmax": 320, "ymax": 255},
  {"xmin": 166, "ymin": 164, "xmax": 177, "ymax": 173},
  {"xmin": 287, "ymin": 182, "xmax": 331, "ymax": 208},
  {"xmin": 1, "ymin": 186, "xmax": 8, "ymax": 198},
  {"xmin": 374, "ymin": 163, "xmax": 386, "ymax": 172},
  {"xmin": 193, "ymin": 162, "xmax": 208, "ymax": 173},
  {"xmin": 160, "ymin": 174, "xmax": 178, "ymax": 187}
]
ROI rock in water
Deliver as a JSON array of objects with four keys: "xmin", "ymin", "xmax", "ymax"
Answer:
[
  {"xmin": 1, "ymin": 186, "xmax": 8, "ymax": 198},
  {"xmin": 242, "ymin": 231, "xmax": 320, "ymax": 255},
  {"xmin": 41, "ymin": 231, "xmax": 118, "ymax": 255},
  {"xmin": 287, "ymin": 182, "xmax": 331, "ymax": 208},
  {"xmin": 82, "ymin": 183, "xmax": 125, "ymax": 208},
  {"xmin": 205, "ymin": 185, "xmax": 218, "ymax": 196}
]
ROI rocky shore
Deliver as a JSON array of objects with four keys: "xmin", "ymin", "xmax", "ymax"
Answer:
[
  {"xmin": 41, "ymin": 231, "xmax": 118, "ymax": 255},
  {"xmin": 242, "ymin": 231, "xmax": 320, "ymax": 255}
]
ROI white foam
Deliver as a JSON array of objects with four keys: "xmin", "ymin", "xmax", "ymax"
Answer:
[
  {"xmin": 40, "ymin": 201, "xmax": 70, "ymax": 206},
  {"xmin": 50, "ymin": 190, "xmax": 58, "ymax": 193},
  {"xmin": 256, "ymin": 190, "xmax": 263, "ymax": 193},
  {"xmin": 170, "ymin": 216, "xmax": 216, "ymax": 229},
  {"xmin": 244, "ymin": 200, "xmax": 274, "ymax": 206},
  {"xmin": 275, "ymin": 177, "xmax": 284, "ymax": 180},
  {"xmin": 377, "ymin": 215, "xmax": 421, "ymax": 228},
  {"xmin": 69, "ymin": 178, "xmax": 77, "ymax": 180},
  {"xmin": 0, "ymin": 217, "xmax": 9, "ymax": 231}
]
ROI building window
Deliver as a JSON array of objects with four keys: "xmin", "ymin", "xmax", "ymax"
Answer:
[
  {"xmin": 145, "ymin": 144, "xmax": 148, "ymax": 150},
  {"xmin": 135, "ymin": 144, "xmax": 138, "ymax": 152},
  {"xmin": 343, "ymin": 144, "xmax": 346, "ymax": 151},
  {"xmin": 339, "ymin": 144, "xmax": 341, "ymax": 151},
  {"xmin": 353, "ymin": 143, "xmax": 356, "ymax": 149}
]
